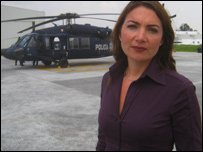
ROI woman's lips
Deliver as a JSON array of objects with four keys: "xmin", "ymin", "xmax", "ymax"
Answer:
[{"xmin": 131, "ymin": 46, "xmax": 147, "ymax": 52}]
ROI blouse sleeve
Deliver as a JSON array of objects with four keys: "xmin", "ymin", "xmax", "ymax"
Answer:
[{"xmin": 171, "ymin": 84, "xmax": 202, "ymax": 151}]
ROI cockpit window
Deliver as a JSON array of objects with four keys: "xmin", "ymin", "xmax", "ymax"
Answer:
[
  {"xmin": 27, "ymin": 36, "xmax": 38, "ymax": 48},
  {"xmin": 17, "ymin": 36, "xmax": 31, "ymax": 47}
]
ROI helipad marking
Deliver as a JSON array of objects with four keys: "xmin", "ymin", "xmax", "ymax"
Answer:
[{"xmin": 37, "ymin": 63, "xmax": 111, "ymax": 73}]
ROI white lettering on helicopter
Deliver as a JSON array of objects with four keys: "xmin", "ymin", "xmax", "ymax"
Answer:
[{"xmin": 95, "ymin": 44, "xmax": 109, "ymax": 51}]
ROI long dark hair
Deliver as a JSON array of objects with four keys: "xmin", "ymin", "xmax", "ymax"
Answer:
[{"xmin": 111, "ymin": 1, "xmax": 176, "ymax": 71}]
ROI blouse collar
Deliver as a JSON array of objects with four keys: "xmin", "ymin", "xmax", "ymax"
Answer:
[{"xmin": 109, "ymin": 58, "xmax": 166, "ymax": 86}]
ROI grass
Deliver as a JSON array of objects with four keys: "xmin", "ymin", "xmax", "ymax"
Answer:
[{"xmin": 174, "ymin": 44, "xmax": 201, "ymax": 52}]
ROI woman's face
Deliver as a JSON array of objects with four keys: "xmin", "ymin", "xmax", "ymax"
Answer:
[{"xmin": 120, "ymin": 6, "xmax": 163, "ymax": 63}]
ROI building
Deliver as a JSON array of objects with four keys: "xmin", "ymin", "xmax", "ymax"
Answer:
[
  {"xmin": 1, "ymin": 5, "xmax": 45, "ymax": 49},
  {"xmin": 175, "ymin": 31, "xmax": 202, "ymax": 45}
]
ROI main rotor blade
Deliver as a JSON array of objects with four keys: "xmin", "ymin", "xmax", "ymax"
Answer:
[
  {"xmin": 80, "ymin": 13, "xmax": 120, "ymax": 16},
  {"xmin": 1, "ymin": 16, "xmax": 57, "ymax": 22},
  {"xmin": 80, "ymin": 17, "xmax": 117, "ymax": 22},
  {"xmin": 1, "ymin": 13, "xmax": 120, "ymax": 23},
  {"xmin": 4, "ymin": 12, "xmax": 119, "ymax": 33},
  {"xmin": 170, "ymin": 15, "xmax": 177, "ymax": 19},
  {"xmin": 17, "ymin": 14, "xmax": 80, "ymax": 33},
  {"xmin": 18, "ymin": 18, "xmax": 61, "ymax": 33}
]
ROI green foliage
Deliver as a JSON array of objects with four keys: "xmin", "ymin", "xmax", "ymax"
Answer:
[
  {"xmin": 174, "ymin": 45, "xmax": 201, "ymax": 52},
  {"xmin": 179, "ymin": 23, "xmax": 193, "ymax": 31}
]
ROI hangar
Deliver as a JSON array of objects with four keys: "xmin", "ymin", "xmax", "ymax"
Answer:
[
  {"xmin": 175, "ymin": 31, "xmax": 202, "ymax": 45},
  {"xmin": 1, "ymin": 5, "xmax": 45, "ymax": 49}
]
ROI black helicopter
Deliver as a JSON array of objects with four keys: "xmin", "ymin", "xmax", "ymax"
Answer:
[{"xmin": 1, "ymin": 13, "xmax": 118, "ymax": 67}]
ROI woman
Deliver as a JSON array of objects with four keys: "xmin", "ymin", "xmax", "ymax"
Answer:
[{"xmin": 96, "ymin": 1, "xmax": 202, "ymax": 151}]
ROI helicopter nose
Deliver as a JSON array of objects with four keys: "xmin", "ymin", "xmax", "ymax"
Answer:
[
  {"xmin": 1, "ymin": 49, "xmax": 7, "ymax": 56},
  {"xmin": 2, "ymin": 48, "xmax": 25, "ymax": 60},
  {"xmin": 2, "ymin": 48, "xmax": 15, "ymax": 60}
]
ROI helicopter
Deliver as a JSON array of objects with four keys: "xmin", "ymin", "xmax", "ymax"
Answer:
[
  {"xmin": 1, "ymin": 13, "xmax": 118, "ymax": 67},
  {"xmin": 1, "ymin": 11, "xmax": 176, "ymax": 68}
]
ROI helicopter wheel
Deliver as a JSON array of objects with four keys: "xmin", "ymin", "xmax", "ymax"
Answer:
[
  {"xmin": 59, "ymin": 58, "xmax": 69, "ymax": 68},
  {"xmin": 42, "ymin": 60, "xmax": 52, "ymax": 66}
]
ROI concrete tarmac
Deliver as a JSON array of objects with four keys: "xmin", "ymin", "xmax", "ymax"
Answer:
[{"xmin": 1, "ymin": 52, "xmax": 202, "ymax": 151}]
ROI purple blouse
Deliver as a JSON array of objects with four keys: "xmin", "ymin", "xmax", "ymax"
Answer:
[{"xmin": 96, "ymin": 59, "xmax": 202, "ymax": 151}]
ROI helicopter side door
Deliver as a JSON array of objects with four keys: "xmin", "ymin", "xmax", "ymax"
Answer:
[
  {"xmin": 52, "ymin": 36, "xmax": 67, "ymax": 60},
  {"xmin": 53, "ymin": 37, "xmax": 61, "ymax": 51},
  {"xmin": 94, "ymin": 38, "xmax": 112, "ymax": 57},
  {"xmin": 25, "ymin": 35, "xmax": 42, "ymax": 61}
]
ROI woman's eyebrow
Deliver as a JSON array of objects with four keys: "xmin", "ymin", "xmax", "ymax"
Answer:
[{"xmin": 126, "ymin": 20, "xmax": 161, "ymax": 28}]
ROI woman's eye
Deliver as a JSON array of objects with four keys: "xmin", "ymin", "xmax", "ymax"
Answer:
[
  {"xmin": 127, "ymin": 25, "xmax": 137, "ymax": 29},
  {"xmin": 149, "ymin": 28, "xmax": 158, "ymax": 34}
]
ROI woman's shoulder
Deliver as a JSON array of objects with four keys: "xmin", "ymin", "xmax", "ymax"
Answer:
[
  {"xmin": 164, "ymin": 69, "xmax": 194, "ymax": 88},
  {"xmin": 102, "ymin": 71, "xmax": 111, "ymax": 79},
  {"xmin": 101, "ymin": 71, "xmax": 111, "ymax": 85}
]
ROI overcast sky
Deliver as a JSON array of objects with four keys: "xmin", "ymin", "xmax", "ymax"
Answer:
[{"xmin": 1, "ymin": 1, "xmax": 202, "ymax": 33}]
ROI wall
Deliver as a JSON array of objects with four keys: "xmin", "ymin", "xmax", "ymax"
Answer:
[{"xmin": 1, "ymin": 5, "xmax": 45, "ymax": 49}]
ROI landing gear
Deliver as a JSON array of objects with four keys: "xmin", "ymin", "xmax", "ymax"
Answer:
[
  {"xmin": 20, "ymin": 60, "xmax": 24, "ymax": 66},
  {"xmin": 42, "ymin": 60, "xmax": 52, "ymax": 66},
  {"xmin": 33, "ymin": 60, "xmax": 39, "ymax": 66},
  {"xmin": 59, "ymin": 57, "xmax": 69, "ymax": 68},
  {"xmin": 15, "ymin": 59, "xmax": 24, "ymax": 66},
  {"xmin": 42, "ymin": 58, "xmax": 68, "ymax": 68}
]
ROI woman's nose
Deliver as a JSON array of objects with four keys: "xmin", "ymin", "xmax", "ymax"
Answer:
[{"xmin": 134, "ymin": 29, "xmax": 147, "ymax": 43}]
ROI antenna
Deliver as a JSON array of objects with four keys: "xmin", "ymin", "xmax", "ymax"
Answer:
[{"xmin": 32, "ymin": 21, "xmax": 35, "ymax": 32}]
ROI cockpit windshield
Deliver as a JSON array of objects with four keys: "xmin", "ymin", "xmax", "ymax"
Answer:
[{"xmin": 17, "ymin": 35, "xmax": 31, "ymax": 48}]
